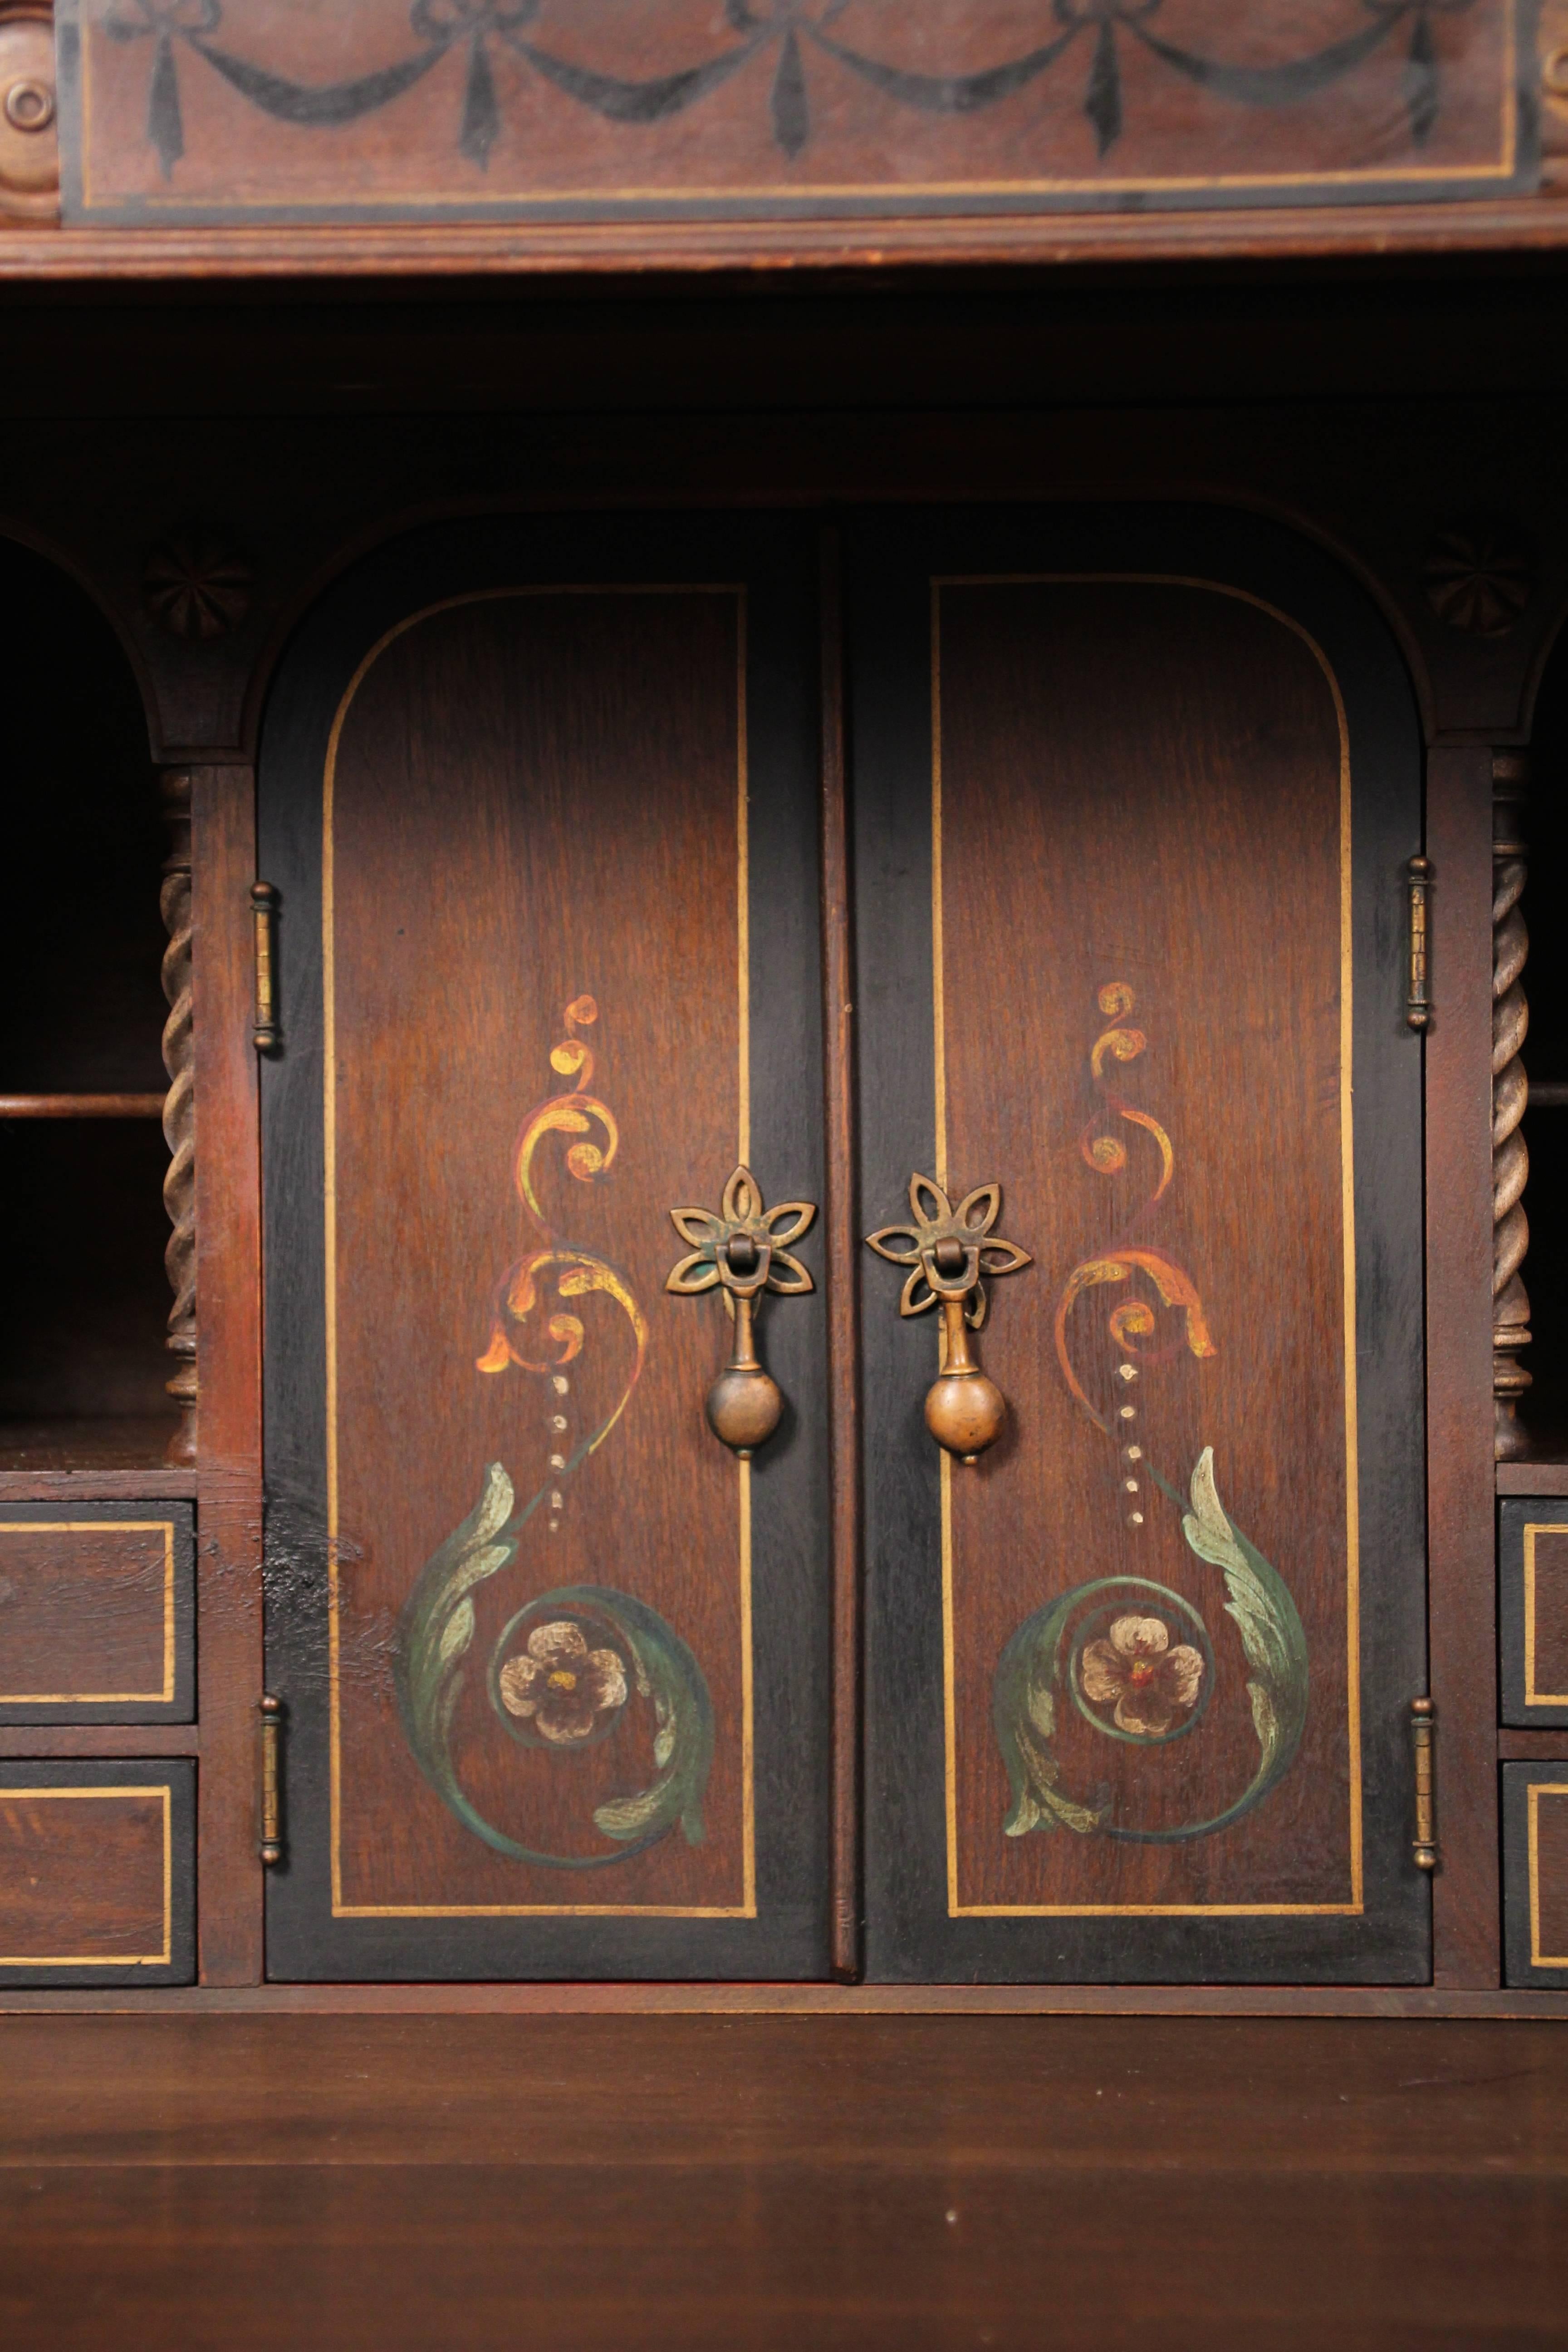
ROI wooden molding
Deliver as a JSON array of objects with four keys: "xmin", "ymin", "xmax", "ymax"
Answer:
[
  {"xmin": 9, "ymin": 197, "xmax": 1568, "ymax": 281},
  {"xmin": 0, "ymin": 1981, "xmax": 1562, "ymax": 2018}
]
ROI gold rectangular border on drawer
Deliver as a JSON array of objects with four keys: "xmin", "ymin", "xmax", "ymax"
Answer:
[
  {"xmin": 1530, "ymin": 1784, "xmax": 1568, "ymax": 1972},
  {"xmin": 1498, "ymin": 1502, "xmax": 1568, "ymax": 1729},
  {"xmin": 0, "ymin": 1785, "xmax": 171, "ymax": 1967},
  {"xmin": 1503, "ymin": 1766, "xmax": 1568, "ymax": 1987},
  {"xmin": 0, "ymin": 1762, "xmax": 196, "ymax": 1985},
  {"xmin": 1525, "ymin": 1530, "xmax": 1568, "ymax": 1710},
  {"xmin": 0, "ymin": 1501, "xmax": 195, "ymax": 1725}
]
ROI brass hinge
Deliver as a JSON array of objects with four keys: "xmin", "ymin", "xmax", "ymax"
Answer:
[
  {"xmin": 259, "ymin": 1692, "xmax": 284, "ymax": 1867},
  {"xmin": 251, "ymin": 881, "xmax": 280, "ymax": 1053},
  {"xmin": 1406, "ymin": 856, "xmax": 1432, "ymax": 1031},
  {"xmin": 1411, "ymin": 1696, "xmax": 1437, "ymax": 1872}
]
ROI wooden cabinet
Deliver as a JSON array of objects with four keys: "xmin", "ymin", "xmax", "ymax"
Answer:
[{"xmin": 0, "ymin": 277, "xmax": 1565, "ymax": 2009}]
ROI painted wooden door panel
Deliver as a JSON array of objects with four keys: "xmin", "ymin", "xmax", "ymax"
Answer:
[
  {"xmin": 260, "ymin": 517, "xmax": 830, "ymax": 1980},
  {"xmin": 851, "ymin": 509, "xmax": 1429, "ymax": 1982}
]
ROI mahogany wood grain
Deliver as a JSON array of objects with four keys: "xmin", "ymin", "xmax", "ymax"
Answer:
[
  {"xmin": 854, "ymin": 509, "xmax": 1425, "ymax": 1984},
  {"xmin": 13, "ymin": 200, "xmax": 1568, "ymax": 281},
  {"xmin": 192, "ymin": 764, "xmax": 265, "ymax": 1987},
  {"xmin": 0, "ymin": 1523, "xmax": 168, "ymax": 1701},
  {"xmin": 0, "ymin": 1442, "xmax": 197, "ymax": 1496},
  {"xmin": 1498, "ymin": 1459, "xmax": 1568, "ymax": 1493},
  {"xmin": 941, "ymin": 579, "xmax": 1359, "ymax": 1919},
  {"xmin": 0, "ymin": 1761, "xmax": 194, "ymax": 1986},
  {"xmin": 0, "ymin": 2015, "xmax": 1564, "ymax": 2349},
  {"xmin": 1500, "ymin": 1501, "xmax": 1568, "ymax": 1728},
  {"xmin": 1500, "ymin": 1730, "xmax": 1568, "ymax": 1759},
  {"xmin": 1503, "ymin": 1764, "xmax": 1568, "ymax": 1985},
  {"xmin": 1425, "ymin": 747, "xmax": 1501, "ymax": 1989},
  {"xmin": 0, "ymin": 1789, "xmax": 167, "ymax": 1962},
  {"xmin": 318, "ymin": 588, "xmax": 750, "ymax": 1917},
  {"xmin": 0, "ymin": 1503, "xmax": 193, "ymax": 1725},
  {"xmin": 0, "ymin": 1981, "xmax": 1563, "ymax": 2016},
  {"xmin": 0, "ymin": 1726, "xmax": 201, "ymax": 1758},
  {"xmin": 259, "ymin": 518, "xmax": 828, "ymax": 1980},
  {"xmin": 819, "ymin": 527, "xmax": 861, "ymax": 1984}
]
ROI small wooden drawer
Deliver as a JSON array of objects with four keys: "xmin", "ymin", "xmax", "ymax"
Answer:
[
  {"xmin": 1499, "ymin": 1501, "xmax": 1568, "ymax": 1729},
  {"xmin": 0, "ymin": 1501, "xmax": 193, "ymax": 1724},
  {"xmin": 0, "ymin": 1761, "xmax": 195, "ymax": 1985}
]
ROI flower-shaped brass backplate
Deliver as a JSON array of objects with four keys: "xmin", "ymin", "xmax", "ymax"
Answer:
[
  {"xmin": 865, "ymin": 1173, "xmax": 1030, "ymax": 1329},
  {"xmin": 667, "ymin": 1165, "xmax": 815, "ymax": 1303}
]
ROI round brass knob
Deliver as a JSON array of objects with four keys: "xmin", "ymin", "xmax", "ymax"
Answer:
[
  {"xmin": 925, "ymin": 1367, "xmax": 1006, "ymax": 1465},
  {"xmin": 706, "ymin": 1362, "xmax": 783, "ymax": 1460}
]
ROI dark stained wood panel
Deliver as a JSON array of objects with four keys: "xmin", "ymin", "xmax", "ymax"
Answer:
[
  {"xmin": 1, "ymin": 2014, "xmax": 1567, "ymax": 2352},
  {"xmin": 260, "ymin": 517, "xmax": 829, "ymax": 1980},
  {"xmin": 940, "ymin": 579, "xmax": 1353, "ymax": 1915},
  {"xmin": 57, "ymin": 0, "xmax": 1532, "ymax": 224},
  {"xmin": 1504, "ymin": 1764, "xmax": 1568, "ymax": 1985},
  {"xmin": 191, "ymin": 763, "xmax": 267, "ymax": 1986},
  {"xmin": 0, "ymin": 1502, "xmax": 193, "ymax": 1725},
  {"xmin": 852, "ymin": 507, "xmax": 1427, "ymax": 1983},
  {"xmin": 1501, "ymin": 1501, "xmax": 1568, "ymax": 1728},
  {"xmin": 0, "ymin": 1761, "xmax": 195, "ymax": 1986},
  {"xmin": 1424, "ymin": 747, "xmax": 1500, "ymax": 1988}
]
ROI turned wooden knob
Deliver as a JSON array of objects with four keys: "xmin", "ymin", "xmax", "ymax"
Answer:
[
  {"xmin": 925, "ymin": 1368, "xmax": 1006, "ymax": 1464},
  {"xmin": 706, "ymin": 1363, "xmax": 783, "ymax": 1459}
]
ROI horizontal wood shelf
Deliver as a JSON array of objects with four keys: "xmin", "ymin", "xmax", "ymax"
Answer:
[
  {"xmin": 0, "ymin": 1094, "xmax": 164, "ymax": 1118},
  {"xmin": 0, "ymin": 1984, "xmax": 1562, "ymax": 2017},
  {"xmin": 0, "ymin": 1421, "xmax": 196, "ymax": 1495},
  {"xmin": 1496, "ymin": 1461, "xmax": 1568, "ymax": 1494}
]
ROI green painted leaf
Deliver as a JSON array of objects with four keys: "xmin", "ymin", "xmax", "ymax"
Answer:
[
  {"xmin": 993, "ymin": 1446, "xmax": 1310, "ymax": 1847},
  {"xmin": 438, "ymin": 1597, "xmax": 475, "ymax": 1668}
]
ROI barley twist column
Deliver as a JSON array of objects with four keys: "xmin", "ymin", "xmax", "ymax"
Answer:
[
  {"xmin": 1493, "ymin": 751, "xmax": 1531, "ymax": 1461},
  {"xmin": 161, "ymin": 768, "xmax": 197, "ymax": 1465}
]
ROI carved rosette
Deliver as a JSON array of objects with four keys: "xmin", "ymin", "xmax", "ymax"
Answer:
[
  {"xmin": 160, "ymin": 769, "xmax": 197, "ymax": 1466},
  {"xmin": 1493, "ymin": 752, "xmax": 1531, "ymax": 1461}
]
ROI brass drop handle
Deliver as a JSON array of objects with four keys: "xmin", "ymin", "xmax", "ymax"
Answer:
[
  {"xmin": 666, "ymin": 1166, "xmax": 816, "ymax": 1458},
  {"xmin": 866, "ymin": 1175, "xmax": 1032, "ymax": 1464}
]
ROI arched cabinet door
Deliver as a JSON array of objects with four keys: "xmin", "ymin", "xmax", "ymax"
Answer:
[
  {"xmin": 259, "ymin": 517, "xmax": 831, "ymax": 1981},
  {"xmin": 849, "ymin": 508, "xmax": 1430, "ymax": 1984}
]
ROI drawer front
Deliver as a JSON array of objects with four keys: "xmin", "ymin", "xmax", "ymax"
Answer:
[
  {"xmin": 1499, "ymin": 1501, "xmax": 1568, "ymax": 1729},
  {"xmin": 0, "ymin": 1761, "xmax": 195, "ymax": 1985},
  {"xmin": 0, "ymin": 1502, "xmax": 193, "ymax": 1723},
  {"xmin": 1503, "ymin": 1766, "xmax": 1568, "ymax": 1989}
]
